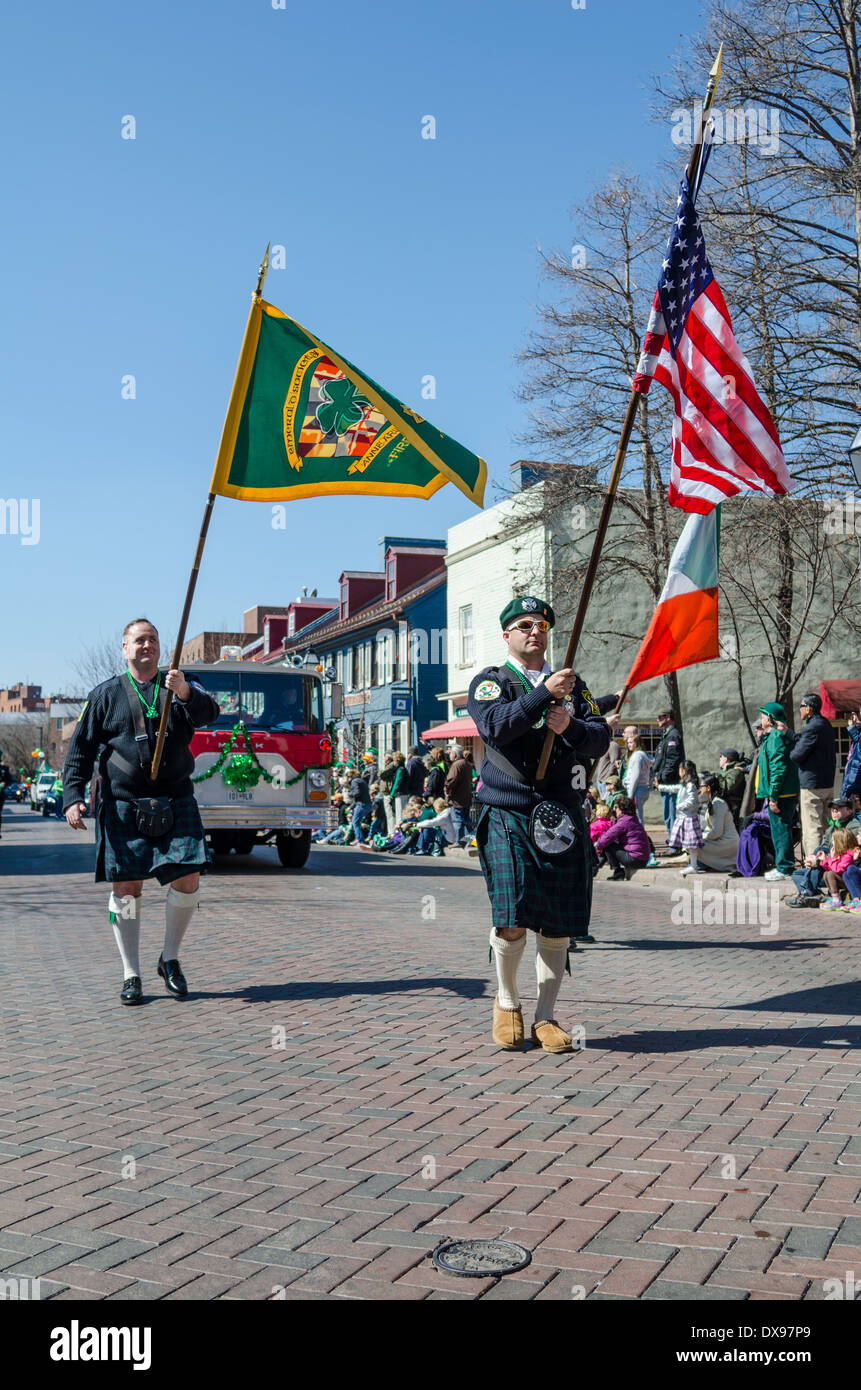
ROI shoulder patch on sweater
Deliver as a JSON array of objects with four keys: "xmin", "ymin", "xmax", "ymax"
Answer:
[
  {"xmin": 475, "ymin": 680, "xmax": 502, "ymax": 701},
  {"xmin": 580, "ymin": 686, "xmax": 600, "ymax": 715}
]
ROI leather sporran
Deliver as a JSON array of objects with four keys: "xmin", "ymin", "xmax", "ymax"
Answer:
[
  {"xmin": 528, "ymin": 799, "xmax": 578, "ymax": 856},
  {"xmin": 134, "ymin": 796, "xmax": 174, "ymax": 838}
]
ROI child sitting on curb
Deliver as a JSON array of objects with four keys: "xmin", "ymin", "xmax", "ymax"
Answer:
[
  {"xmin": 604, "ymin": 775, "xmax": 624, "ymax": 810},
  {"xmin": 839, "ymin": 841, "xmax": 861, "ymax": 912},
  {"xmin": 818, "ymin": 828, "xmax": 858, "ymax": 911},
  {"xmin": 589, "ymin": 802, "xmax": 614, "ymax": 846},
  {"xmin": 414, "ymin": 798, "xmax": 458, "ymax": 856}
]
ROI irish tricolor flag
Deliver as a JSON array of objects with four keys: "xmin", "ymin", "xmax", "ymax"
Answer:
[{"xmin": 625, "ymin": 508, "xmax": 720, "ymax": 689}]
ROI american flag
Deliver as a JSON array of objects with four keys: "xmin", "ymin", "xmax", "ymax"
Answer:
[{"xmin": 633, "ymin": 173, "xmax": 791, "ymax": 514}]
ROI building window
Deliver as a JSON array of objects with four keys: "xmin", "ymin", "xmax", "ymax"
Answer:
[
  {"xmin": 835, "ymin": 721, "xmax": 850, "ymax": 776},
  {"xmin": 288, "ymin": 611, "xmax": 295, "ymax": 636},
  {"xmin": 386, "ymin": 557, "xmax": 396, "ymax": 601},
  {"xmin": 390, "ymin": 720, "xmax": 400, "ymax": 753},
  {"xmin": 397, "ymin": 623, "xmax": 408, "ymax": 683},
  {"xmin": 370, "ymin": 638, "xmax": 379, "ymax": 687},
  {"xmin": 340, "ymin": 580, "xmax": 349, "ymax": 620},
  {"xmin": 632, "ymin": 723, "xmax": 663, "ymax": 758},
  {"xmin": 377, "ymin": 628, "xmax": 395, "ymax": 684},
  {"xmin": 459, "ymin": 605, "xmax": 474, "ymax": 666},
  {"xmin": 351, "ymin": 646, "xmax": 361, "ymax": 691}
]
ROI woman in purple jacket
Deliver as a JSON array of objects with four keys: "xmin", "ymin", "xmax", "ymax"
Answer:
[{"xmin": 595, "ymin": 795, "xmax": 652, "ymax": 881}]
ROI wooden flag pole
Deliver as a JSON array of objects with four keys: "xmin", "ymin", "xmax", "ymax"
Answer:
[
  {"xmin": 150, "ymin": 244, "xmax": 271, "ymax": 782},
  {"xmin": 535, "ymin": 47, "xmax": 723, "ymax": 786}
]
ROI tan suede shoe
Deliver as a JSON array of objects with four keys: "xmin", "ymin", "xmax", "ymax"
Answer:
[
  {"xmin": 492, "ymin": 997, "xmax": 524, "ymax": 1050},
  {"xmin": 531, "ymin": 1019, "xmax": 573, "ymax": 1053}
]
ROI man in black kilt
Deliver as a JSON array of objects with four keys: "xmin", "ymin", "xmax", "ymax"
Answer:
[
  {"xmin": 469, "ymin": 597, "xmax": 610, "ymax": 1053},
  {"xmin": 63, "ymin": 619, "xmax": 220, "ymax": 1005}
]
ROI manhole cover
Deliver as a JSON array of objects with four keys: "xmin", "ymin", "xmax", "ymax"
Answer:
[{"xmin": 432, "ymin": 1238, "xmax": 532, "ymax": 1278}]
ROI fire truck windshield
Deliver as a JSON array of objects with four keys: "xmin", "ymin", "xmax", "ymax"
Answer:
[{"xmin": 192, "ymin": 670, "xmax": 324, "ymax": 732}]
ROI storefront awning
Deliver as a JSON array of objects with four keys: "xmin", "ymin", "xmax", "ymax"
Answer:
[
  {"xmin": 819, "ymin": 680, "xmax": 861, "ymax": 718},
  {"xmin": 420, "ymin": 717, "xmax": 479, "ymax": 741}
]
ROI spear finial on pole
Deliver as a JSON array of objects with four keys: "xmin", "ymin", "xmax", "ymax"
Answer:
[
  {"xmin": 687, "ymin": 41, "xmax": 724, "ymax": 188},
  {"xmin": 256, "ymin": 242, "xmax": 271, "ymax": 299}
]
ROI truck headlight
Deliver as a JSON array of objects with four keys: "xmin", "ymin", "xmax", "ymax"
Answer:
[{"xmin": 307, "ymin": 770, "xmax": 328, "ymax": 789}]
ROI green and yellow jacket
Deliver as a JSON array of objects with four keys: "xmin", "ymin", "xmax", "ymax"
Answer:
[{"xmin": 757, "ymin": 729, "xmax": 800, "ymax": 800}]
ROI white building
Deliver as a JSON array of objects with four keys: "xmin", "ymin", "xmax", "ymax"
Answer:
[{"xmin": 423, "ymin": 472, "xmax": 554, "ymax": 751}]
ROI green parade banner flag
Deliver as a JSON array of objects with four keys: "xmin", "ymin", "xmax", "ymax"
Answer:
[{"xmin": 210, "ymin": 300, "xmax": 487, "ymax": 505}]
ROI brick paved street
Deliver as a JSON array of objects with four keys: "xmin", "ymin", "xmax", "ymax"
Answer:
[{"xmin": 1, "ymin": 803, "xmax": 860, "ymax": 1302}]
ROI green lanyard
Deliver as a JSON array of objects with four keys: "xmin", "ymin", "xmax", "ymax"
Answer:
[
  {"xmin": 504, "ymin": 659, "xmax": 544, "ymax": 693},
  {"xmin": 127, "ymin": 669, "xmax": 162, "ymax": 719},
  {"xmin": 504, "ymin": 660, "xmax": 546, "ymax": 728}
]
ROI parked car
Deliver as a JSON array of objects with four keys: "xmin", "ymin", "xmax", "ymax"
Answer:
[
  {"xmin": 30, "ymin": 772, "xmax": 56, "ymax": 810},
  {"xmin": 42, "ymin": 779, "xmax": 65, "ymax": 818}
]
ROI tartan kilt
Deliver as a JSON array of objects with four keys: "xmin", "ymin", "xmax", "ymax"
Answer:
[
  {"xmin": 96, "ymin": 793, "xmax": 210, "ymax": 885},
  {"xmin": 668, "ymin": 813, "xmax": 704, "ymax": 850},
  {"xmin": 475, "ymin": 802, "xmax": 592, "ymax": 938}
]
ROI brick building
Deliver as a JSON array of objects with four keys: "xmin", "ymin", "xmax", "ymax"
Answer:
[{"xmin": 0, "ymin": 684, "xmax": 47, "ymax": 713}]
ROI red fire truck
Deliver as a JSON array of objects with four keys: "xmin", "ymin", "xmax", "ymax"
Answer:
[{"xmin": 188, "ymin": 660, "xmax": 341, "ymax": 869}]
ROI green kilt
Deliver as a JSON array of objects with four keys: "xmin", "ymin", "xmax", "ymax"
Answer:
[
  {"xmin": 96, "ymin": 794, "xmax": 210, "ymax": 885},
  {"xmin": 475, "ymin": 801, "xmax": 592, "ymax": 938}
]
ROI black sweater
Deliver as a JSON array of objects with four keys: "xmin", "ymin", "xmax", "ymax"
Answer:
[
  {"xmin": 652, "ymin": 723, "xmax": 685, "ymax": 785},
  {"xmin": 788, "ymin": 714, "xmax": 837, "ymax": 789},
  {"xmin": 63, "ymin": 673, "xmax": 220, "ymax": 809},
  {"xmin": 467, "ymin": 664, "xmax": 610, "ymax": 811}
]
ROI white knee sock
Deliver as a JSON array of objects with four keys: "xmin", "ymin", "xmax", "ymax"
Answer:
[
  {"xmin": 490, "ymin": 928, "xmax": 527, "ymax": 1009},
  {"xmin": 535, "ymin": 933, "xmax": 569, "ymax": 1022},
  {"xmin": 163, "ymin": 885, "xmax": 199, "ymax": 960},
  {"xmin": 109, "ymin": 892, "xmax": 141, "ymax": 981},
  {"xmin": 687, "ymin": 849, "xmax": 699, "ymax": 869}
]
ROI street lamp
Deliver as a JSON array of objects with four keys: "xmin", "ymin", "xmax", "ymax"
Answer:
[{"xmin": 850, "ymin": 423, "xmax": 861, "ymax": 602}]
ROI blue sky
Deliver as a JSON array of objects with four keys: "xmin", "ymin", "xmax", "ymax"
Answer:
[{"xmin": 1, "ymin": 0, "xmax": 702, "ymax": 692}]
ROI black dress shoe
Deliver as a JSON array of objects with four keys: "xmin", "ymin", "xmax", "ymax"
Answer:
[
  {"xmin": 121, "ymin": 976, "xmax": 143, "ymax": 1005},
  {"xmin": 157, "ymin": 954, "xmax": 188, "ymax": 998}
]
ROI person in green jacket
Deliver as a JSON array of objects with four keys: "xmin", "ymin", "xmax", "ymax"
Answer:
[
  {"xmin": 716, "ymin": 749, "xmax": 747, "ymax": 829},
  {"xmin": 757, "ymin": 702, "xmax": 800, "ymax": 879},
  {"xmin": 390, "ymin": 753, "xmax": 410, "ymax": 820}
]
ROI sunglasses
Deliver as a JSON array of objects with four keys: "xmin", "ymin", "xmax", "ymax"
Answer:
[{"xmin": 508, "ymin": 619, "xmax": 550, "ymax": 633}]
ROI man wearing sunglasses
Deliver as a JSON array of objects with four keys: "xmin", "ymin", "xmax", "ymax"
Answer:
[{"xmin": 468, "ymin": 596, "xmax": 611, "ymax": 1054}]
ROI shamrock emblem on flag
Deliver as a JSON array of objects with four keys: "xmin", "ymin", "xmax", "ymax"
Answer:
[{"xmin": 316, "ymin": 378, "xmax": 372, "ymax": 436}]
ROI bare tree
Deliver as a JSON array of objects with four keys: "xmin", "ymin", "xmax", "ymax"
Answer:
[
  {"xmin": 718, "ymin": 491, "xmax": 861, "ymax": 736},
  {"xmin": 0, "ymin": 718, "xmax": 46, "ymax": 777},
  {"xmin": 70, "ymin": 629, "xmax": 178, "ymax": 694},
  {"xmin": 655, "ymin": 4, "xmax": 861, "ymax": 710},
  {"xmin": 510, "ymin": 5, "xmax": 861, "ymax": 733},
  {"xmin": 513, "ymin": 172, "xmax": 687, "ymax": 726},
  {"xmin": 70, "ymin": 635, "xmax": 124, "ymax": 693},
  {"xmin": 657, "ymin": 0, "xmax": 861, "ymax": 478}
]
